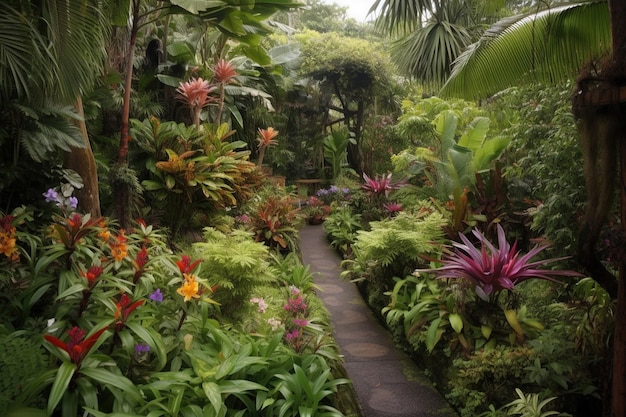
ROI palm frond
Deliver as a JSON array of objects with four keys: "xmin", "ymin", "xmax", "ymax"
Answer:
[
  {"xmin": 372, "ymin": 0, "xmax": 431, "ymax": 35},
  {"xmin": 440, "ymin": 1, "xmax": 610, "ymax": 100},
  {"xmin": 0, "ymin": 6, "xmax": 51, "ymax": 100},
  {"xmin": 392, "ymin": 20, "xmax": 472, "ymax": 87},
  {"xmin": 14, "ymin": 104, "xmax": 84, "ymax": 162},
  {"xmin": 45, "ymin": 0, "xmax": 110, "ymax": 103}
]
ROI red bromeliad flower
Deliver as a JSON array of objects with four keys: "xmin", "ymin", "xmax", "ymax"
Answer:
[
  {"xmin": 361, "ymin": 173, "xmax": 405, "ymax": 197},
  {"xmin": 383, "ymin": 202, "xmax": 403, "ymax": 214},
  {"xmin": 114, "ymin": 293, "xmax": 145, "ymax": 331},
  {"xmin": 212, "ymin": 59, "xmax": 238, "ymax": 85},
  {"xmin": 423, "ymin": 224, "xmax": 582, "ymax": 301},
  {"xmin": 81, "ymin": 265, "xmax": 103, "ymax": 289},
  {"xmin": 133, "ymin": 245, "xmax": 149, "ymax": 283},
  {"xmin": 44, "ymin": 326, "xmax": 108, "ymax": 366},
  {"xmin": 53, "ymin": 214, "xmax": 103, "ymax": 250},
  {"xmin": 176, "ymin": 255, "xmax": 201, "ymax": 274},
  {"xmin": 176, "ymin": 78, "xmax": 215, "ymax": 109}
]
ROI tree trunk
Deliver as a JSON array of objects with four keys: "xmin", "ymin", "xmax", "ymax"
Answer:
[
  {"xmin": 64, "ymin": 97, "xmax": 101, "ymax": 217},
  {"xmin": 114, "ymin": 0, "xmax": 140, "ymax": 228},
  {"xmin": 609, "ymin": 1, "xmax": 626, "ymax": 415}
]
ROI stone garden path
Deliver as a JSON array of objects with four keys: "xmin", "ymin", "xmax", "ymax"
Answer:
[{"xmin": 299, "ymin": 225, "xmax": 459, "ymax": 417}]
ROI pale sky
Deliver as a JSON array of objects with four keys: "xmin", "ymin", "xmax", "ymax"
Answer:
[{"xmin": 321, "ymin": 0, "xmax": 377, "ymax": 22}]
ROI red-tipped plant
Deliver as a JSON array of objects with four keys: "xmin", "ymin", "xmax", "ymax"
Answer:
[
  {"xmin": 114, "ymin": 293, "xmax": 145, "ymax": 332},
  {"xmin": 361, "ymin": 173, "xmax": 405, "ymax": 197},
  {"xmin": 212, "ymin": 59, "xmax": 238, "ymax": 124},
  {"xmin": 256, "ymin": 127, "xmax": 279, "ymax": 167},
  {"xmin": 176, "ymin": 77, "xmax": 217, "ymax": 128},
  {"xmin": 424, "ymin": 224, "xmax": 582, "ymax": 301},
  {"xmin": 44, "ymin": 326, "xmax": 109, "ymax": 368}
]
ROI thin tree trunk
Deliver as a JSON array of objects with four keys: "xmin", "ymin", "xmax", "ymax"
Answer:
[
  {"xmin": 65, "ymin": 96, "xmax": 101, "ymax": 217},
  {"xmin": 114, "ymin": 0, "xmax": 140, "ymax": 228},
  {"xmin": 609, "ymin": 1, "xmax": 626, "ymax": 415}
]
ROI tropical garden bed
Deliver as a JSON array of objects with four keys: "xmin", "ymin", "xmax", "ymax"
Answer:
[{"xmin": 2, "ymin": 0, "xmax": 624, "ymax": 416}]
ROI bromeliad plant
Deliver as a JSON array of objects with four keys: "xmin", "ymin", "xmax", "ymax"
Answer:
[
  {"xmin": 425, "ymin": 224, "xmax": 581, "ymax": 303},
  {"xmin": 385, "ymin": 224, "xmax": 585, "ymax": 352}
]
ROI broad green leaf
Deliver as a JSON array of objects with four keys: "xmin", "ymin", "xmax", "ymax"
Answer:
[
  {"xmin": 79, "ymin": 368, "xmax": 140, "ymax": 401},
  {"xmin": 47, "ymin": 361, "xmax": 76, "ymax": 416},
  {"xmin": 202, "ymin": 382, "xmax": 222, "ymax": 414},
  {"xmin": 458, "ymin": 117, "xmax": 489, "ymax": 150},
  {"xmin": 481, "ymin": 325, "xmax": 493, "ymax": 340},
  {"xmin": 504, "ymin": 309, "xmax": 524, "ymax": 337},
  {"xmin": 426, "ymin": 317, "xmax": 443, "ymax": 352},
  {"xmin": 170, "ymin": 0, "xmax": 226, "ymax": 14},
  {"xmin": 441, "ymin": 2, "xmax": 610, "ymax": 99},
  {"xmin": 156, "ymin": 74, "xmax": 183, "ymax": 88},
  {"xmin": 142, "ymin": 180, "xmax": 165, "ymax": 191},
  {"xmin": 5, "ymin": 405, "xmax": 46, "ymax": 417},
  {"xmin": 473, "ymin": 136, "xmax": 510, "ymax": 172},
  {"xmin": 448, "ymin": 313, "xmax": 463, "ymax": 334},
  {"xmin": 434, "ymin": 111, "xmax": 457, "ymax": 154}
]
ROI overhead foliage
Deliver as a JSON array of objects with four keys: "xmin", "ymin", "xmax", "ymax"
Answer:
[
  {"xmin": 296, "ymin": 31, "xmax": 394, "ymax": 98},
  {"xmin": 440, "ymin": 2, "xmax": 611, "ymax": 100}
]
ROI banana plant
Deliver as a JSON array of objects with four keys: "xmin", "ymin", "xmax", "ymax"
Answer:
[
  {"xmin": 417, "ymin": 108, "xmax": 511, "ymax": 232},
  {"xmin": 323, "ymin": 128, "xmax": 355, "ymax": 179}
]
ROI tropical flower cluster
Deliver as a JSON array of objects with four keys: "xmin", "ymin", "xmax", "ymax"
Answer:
[
  {"xmin": 0, "ymin": 214, "xmax": 19, "ymax": 262},
  {"xmin": 316, "ymin": 185, "xmax": 351, "ymax": 206},
  {"xmin": 424, "ymin": 224, "xmax": 582, "ymax": 301}
]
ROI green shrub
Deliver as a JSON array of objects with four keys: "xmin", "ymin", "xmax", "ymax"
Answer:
[
  {"xmin": 0, "ymin": 333, "xmax": 47, "ymax": 413},
  {"xmin": 193, "ymin": 228, "xmax": 274, "ymax": 317},
  {"xmin": 341, "ymin": 209, "xmax": 446, "ymax": 311}
]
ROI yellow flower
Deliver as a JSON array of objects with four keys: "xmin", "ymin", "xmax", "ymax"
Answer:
[{"xmin": 177, "ymin": 273, "xmax": 201, "ymax": 302}]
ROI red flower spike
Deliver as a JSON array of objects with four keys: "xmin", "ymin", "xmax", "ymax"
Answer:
[
  {"xmin": 213, "ymin": 59, "xmax": 238, "ymax": 85},
  {"xmin": 81, "ymin": 266, "xmax": 103, "ymax": 288},
  {"xmin": 176, "ymin": 255, "xmax": 201, "ymax": 274},
  {"xmin": 114, "ymin": 294, "xmax": 145, "ymax": 330},
  {"xmin": 44, "ymin": 326, "xmax": 109, "ymax": 366}
]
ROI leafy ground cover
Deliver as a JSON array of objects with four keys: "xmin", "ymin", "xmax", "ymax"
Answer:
[{"xmin": 0, "ymin": 185, "xmax": 360, "ymax": 417}]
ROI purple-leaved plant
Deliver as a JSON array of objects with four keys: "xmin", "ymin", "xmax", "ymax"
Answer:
[{"xmin": 423, "ymin": 224, "xmax": 582, "ymax": 301}]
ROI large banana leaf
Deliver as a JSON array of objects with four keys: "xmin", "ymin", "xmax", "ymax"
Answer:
[{"xmin": 440, "ymin": 1, "xmax": 610, "ymax": 100}]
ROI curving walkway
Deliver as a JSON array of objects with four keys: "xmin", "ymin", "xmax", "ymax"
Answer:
[{"xmin": 299, "ymin": 224, "xmax": 459, "ymax": 417}]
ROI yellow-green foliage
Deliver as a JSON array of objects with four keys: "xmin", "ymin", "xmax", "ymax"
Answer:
[
  {"xmin": 193, "ymin": 228, "xmax": 274, "ymax": 316},
  {"xmin": 352, "ymin": 210, "xmax": 447, "ymax": 271}
]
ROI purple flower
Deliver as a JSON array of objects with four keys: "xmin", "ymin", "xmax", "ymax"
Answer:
[
  {"xmin": 284, "ymin": 295, "xmax": 307, "ymax": 313},
  {"xmin": 292, "ymin": 318, "xmax": 308, "ymax": 327},
  {"xmin": 43, "ymin": 188, "xmax": 59, "ymax": 203},
  {"xmin": 135, "ymin": 343, "xmax": 151, "ymax": 353},
  {"xmin": 285, "ymin": 329, "xmax": 299, "ymax": 341},
  {"xmin": 68, "ymin": 196, "xmax": 79, "ymax": 209},
  {"xmin": 422, "ymin": 225, "xmax": 582, "ymax": 301},
  {"xmin": 150, "ymin": 288, "xmax": 163, "ymax": 303}
]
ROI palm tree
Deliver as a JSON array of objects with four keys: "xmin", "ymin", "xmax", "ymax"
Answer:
[
  {"xmin": 369, "ymin": 0, "xmax": 512, "ymax": 87},
  {"xmin": 437, "ymin": 1, "xmax": 626, "ymax": 415},
  {"xmin": 1, "ymin": 0, "xmax": 109, "ymax": 216}
]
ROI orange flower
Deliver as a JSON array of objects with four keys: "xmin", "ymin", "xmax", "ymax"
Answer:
[
  {"xmin": 0, "ymin": 215, "xmax": 18, "ymax": 262},
  {"xmin": 110, "ymin": 230, "xmax": 128, "ymax": 262},
  {"xmin": 257, "ymin": 127, "xmax": 279, "ymax": 149},
  {"xmin": 177, "ymin": 273, "xmax": 201, "ymax": 302},
  {"xmin": 98, "ymin": 220, "xmax": 110, "ymax": 242}
]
